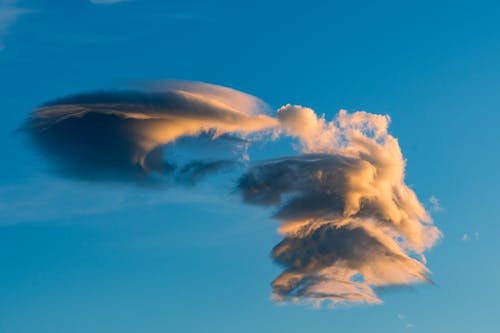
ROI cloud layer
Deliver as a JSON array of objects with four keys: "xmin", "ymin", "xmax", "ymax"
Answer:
[
  {"xmin": 25, "ymin": 81, "xmax": 440, "ymax": 307},
  {"xmin": 25, "ymin": 82, "xmax": 277, "ymax": 182}
]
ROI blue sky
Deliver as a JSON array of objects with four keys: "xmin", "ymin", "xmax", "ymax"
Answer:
[{"xmin": 1, "ymin": 0, "xmax": 500, "ymax": 332}]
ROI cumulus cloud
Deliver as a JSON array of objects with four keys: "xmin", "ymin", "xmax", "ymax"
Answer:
[
  {"xmin": 239, "ymin": 104, "xmax": 440, "ymax": 305},
  {"xmin": 25, "ymin": 81, "xmax": 440, "ymax": 307}
]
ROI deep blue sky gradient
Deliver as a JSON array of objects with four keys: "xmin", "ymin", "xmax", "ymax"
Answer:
[{"xmin": 1, "ymin": 1, "xmax": 500, "ymax": 332}]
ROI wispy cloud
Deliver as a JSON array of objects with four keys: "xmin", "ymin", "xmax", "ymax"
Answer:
[
  {"xmin": 24, "ymin": 81, "xmax": 441, "ymax": 308},
  {"xmin": 429, "ymin": 195, "xmax": 442, "ymax": 212},
  {"xmin": 0, "ymin": 178, "xmax": 233, "ymax": 224},
  {"xmin": 398, "ymin": 314, "xmax": 414, "ymax": 329},
  {"xmin": 461, "ymin": 231, "xmax": 479, "ymax": 242},
  {"xmin": 90, "ymin": 0, "xmax": 130, "ymax": 4},
  {"xmin": 0, "ymin": 0, "xmax": 32, "ymax": 50}
]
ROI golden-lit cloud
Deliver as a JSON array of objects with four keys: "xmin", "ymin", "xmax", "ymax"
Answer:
[
  {"xmin": 26, "ymin": 81, "xmax": 278, "ymax": 181},
  {"xmin": 26, "ymin": 81, "xmax": 441, "ymax": 307},
  {"xmin": 240, "ymin": 104, "xmax": 440, "ymax": 305}
]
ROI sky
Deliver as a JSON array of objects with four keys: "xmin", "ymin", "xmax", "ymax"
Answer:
[{"xmin": 1, "ymin": 0, "xmax": 500, "ymax": 332}]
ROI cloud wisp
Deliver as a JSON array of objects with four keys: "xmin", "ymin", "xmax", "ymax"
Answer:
[
  {"xmin": 0, "ymin": 0, "xmax": 32, "ymax": 50},
  {"xmin": 25, "ymin": 81, "xmax": 441, "ymax": 307},
  {"xmin": 90, "ymin": 0, "xmax": 129, "ymax": 5}
]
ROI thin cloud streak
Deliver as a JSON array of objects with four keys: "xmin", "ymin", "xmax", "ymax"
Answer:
[
  {"xmin": 0, "ymin": 0, "xmax": 33, "ymax": 50},
  {"xmin": 90, "ymin": 0, "xmax": 129, "ymax": 4}
]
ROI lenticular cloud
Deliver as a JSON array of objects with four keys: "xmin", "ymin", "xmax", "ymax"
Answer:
[
  {"xmin": 25, "ymin": 81, "xmax": 441, "ymax": 307},
  {"xmin": 25, "ymin": 81, "xmax": 277, "ymax": 181}
]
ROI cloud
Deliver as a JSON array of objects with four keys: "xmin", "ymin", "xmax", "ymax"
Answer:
[
  {"xmin": 461, "ymin": 232, "xmax": 479, "ymax": 242},
  {"xmin": 176, "ymin": 160, "xmax": 236, "ymax": 185},
  {"xmin": 90, "ymin": 0, "xmax": 129, "ymax": 4},
  {"xmin": 0, "ymin": 0, "xmax": 32, "ymax": 50},
  {"xmin": 270, "ymin": 223, "xmax": 428, "ymax": 304},
  {"xmin": 25, "ymin": 81, "xmax": 277, "ymax": 182},
  {"xmin": 398, "ymin": 313, "xmax": 414, "ymax": 329},
  {"xmin": 25, "ymin": 81, "xmax": 441, "ymax": 307},
  {"xmin": 429, "ymin": 195, "xmax": 442, "ymax": 212},
  {"xmin": 239, "ymin": 105, "xmax": 440, "ymax": 305}
]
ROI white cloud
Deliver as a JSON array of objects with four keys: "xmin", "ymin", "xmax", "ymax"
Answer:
[
  {"xmin": 462, "ymin": 232, "xmax": 479, "ymax": 242},
  {"xmin": 0, "ymin": 0, "xmax": 32, "ymax": 50},
  {"xmin": 0, "ymin": 179, "xmax": 231, "ymax": 224},
  {"xmin": 90, "ymin": 0, "xmax": 129, "ymax": 4},
  {"xmin": 429, "ymin": 195, "xmax": 442, "ymax": 212},
  {"xmin": 398, "ymin": 313, "xmax": 414, "ymax": 329}
]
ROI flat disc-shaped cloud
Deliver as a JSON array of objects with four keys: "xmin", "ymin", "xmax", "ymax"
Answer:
[{"xmin": 25, "ymin": 81, "xmax": 278, "ymax": 181}]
